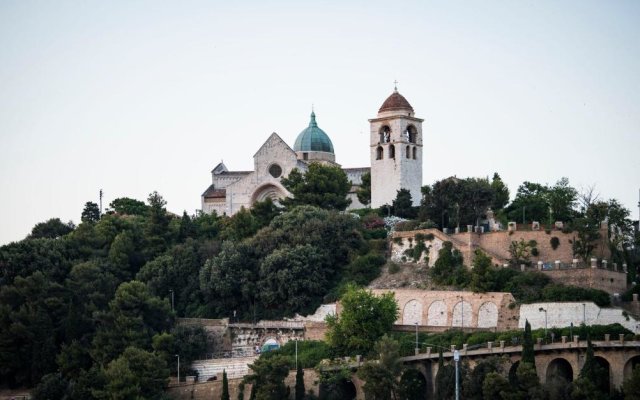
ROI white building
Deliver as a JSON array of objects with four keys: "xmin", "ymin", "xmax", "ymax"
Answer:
[{"xmin": 201, "ymin": 87, "xmax": 424, "ymax": 215}]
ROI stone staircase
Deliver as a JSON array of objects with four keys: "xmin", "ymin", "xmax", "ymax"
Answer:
[{"xmin": 191, "ymin": 355, "xmax": 258, "ymax": 381}]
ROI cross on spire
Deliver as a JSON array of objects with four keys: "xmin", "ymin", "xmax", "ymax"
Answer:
[{"xmin": 394, "ymin": 80, "xmax": 399, "ymax": 92}]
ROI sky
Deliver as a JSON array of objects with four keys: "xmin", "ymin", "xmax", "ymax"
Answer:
[{"xmin": 1, "ymin": 0, "xmax": 639, "ymax": 245}]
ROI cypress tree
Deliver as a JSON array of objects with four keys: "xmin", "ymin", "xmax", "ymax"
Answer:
[
  {"xmin": 521, "ymin": 320, "xmax": 535, "ymax": 369},
  {"xmin": 221, "ymin": 369, "xmax": 230, "ymax": 400},
  {"xmin": 295, "ymin": 365, "xmax": 305, "ymax": 400},
  {"xmin": 579, "ymin": 336, "xmax": 607, "ymax": 393}
]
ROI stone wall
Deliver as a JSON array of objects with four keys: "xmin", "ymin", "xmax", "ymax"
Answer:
[
  {"xmin": 303, "ymin": 321, "xmax": 328, "ymax": 341},
  {"xmin": 519, "ymin": 302, "xmax": 640, "ymax": 333},
  {"xmin": 167, "ymin": 369, "xmax": 319, "ymax": 400},
  {"xmin": 389, "ymin": 228, "xmax": 624, "ymax": 294},
  {"xmin": 542, "ymin": 268, "xmax": 627, "ymax": 294},
  {"xmin": 455, "ymin": 228, "xmax": 611, "ymax": 265},
  {"xmin": 370, "ymin": 289, "xmax": 519, "ymax": 330}
]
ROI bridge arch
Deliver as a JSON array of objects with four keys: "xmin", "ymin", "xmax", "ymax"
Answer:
[
  {"xmin": 427, "ymin": 300, "xmax": 447, "ymax": 326},
  {"xmin": 400, "ymin": 368, "xmax": 429, "ymax": 400},
  {"xmin": 624, "ymin": 355, "xmax": 640, "ymax": 380},
  {"xmin": 546, "ymin": 358, "xmax": 573, "ymax": 383},
  {"xmin": 594, "ymin": 356, "xmax": 611, "ymax": 393},
  {"xmin": 319, "ymin": 377, "xmax": 357, "ymax": 400}
]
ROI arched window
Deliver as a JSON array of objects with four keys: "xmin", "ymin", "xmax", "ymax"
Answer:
[
  {"xmin": 406, "ymin": 146, "xmax": 410, "ymax": 159},
  {"xmin": 389, "ymin": 144, "xmax": 395, "ymax": 159},
  {"xmin": 412, "ymin": 147, "xmax": 417, "ymax": 159},
  {"xmin": 379, "ymin": 126, "xmax": 391, "ymax": 143},
  {"xmin": 376, "ymin": 146, "xmax": 383, "ymax": 160},
  {"xmin": 405, "ymin": 125, "xmax": 417, "ymax": 143}
]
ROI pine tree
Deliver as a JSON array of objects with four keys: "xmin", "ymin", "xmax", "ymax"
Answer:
[
  {"xmin": 221, "ymin": 369, "xmax": 230, "ymax": 400},
  {"xmin": 295, "ymin": 365, "xmax": 305, "ymax": 400}
]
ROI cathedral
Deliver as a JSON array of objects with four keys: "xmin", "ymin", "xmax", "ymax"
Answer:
[{"xmin": 201, "ymin": 87, "xmax": 424, "ymax": 215}]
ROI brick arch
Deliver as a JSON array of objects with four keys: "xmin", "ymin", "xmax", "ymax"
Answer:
[
  {"xmin": 624, "ymin": 355, "xmax": 640, "ymax": 379},
  {"xmin": 427, "ymin": 300, "xmax": 447, "ymax": 326},
  {"xmin": 402, "ymin": 299, "xmax": 422, "ymax": 325},
  {"xmin": 400, "ymin": 368, "xmax": 429, "ymax": 400},
  {"xmin": 452, "ymin": 301, "xmax": 473, "ymax": 327},
  {"xmin": 546, "ymin": 357, "xmax": 574, "ymax": 383},
  {"xmin": 477, "ymin": 302, "xmax": 499, "ymax": 328}
]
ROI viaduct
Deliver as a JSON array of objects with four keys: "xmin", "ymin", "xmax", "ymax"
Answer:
[{"xmin": 334, "ymin": 337, "xmax": 640, "ymax": 400}]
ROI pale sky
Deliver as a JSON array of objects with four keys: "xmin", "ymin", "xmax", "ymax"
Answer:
[{"xmin": 1, "ymin": 0, "xmax": 639, "ymax": 245}]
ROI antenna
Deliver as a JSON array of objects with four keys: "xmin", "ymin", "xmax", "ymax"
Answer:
[{"xmin": 99, "ymin": 189, "xmax": 103, "ymax": 215}]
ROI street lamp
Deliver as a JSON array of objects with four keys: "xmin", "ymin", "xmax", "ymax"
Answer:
[
  {"xmin": 169, "ymin": 289, "xmax": 174, "ymax": 312},
  {"xmin": 175, "ymin": 354, "xmax": 180, "ymax": 383},
  {"xmin": 414, "ymin": 322, "xmax": 419, "ymax": 355},
  {"xmin": 454, "ymin": 349, "xmax": 460, "ymax": 400},
  {"xmin": 539, "ymin": 307, "xmax": 547, "ymax": 341},
  {"xmin": 456, "ymin": 295, "xmax": 464, "ymax": 329},
  {"xmin": 583, "ymin": 303, "xmax": 586, "ymax": 325}
]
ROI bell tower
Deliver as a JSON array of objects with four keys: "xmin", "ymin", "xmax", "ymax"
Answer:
[{"xmin": 369, "ymin": 86, "xmax": 423, "ymax": 208}]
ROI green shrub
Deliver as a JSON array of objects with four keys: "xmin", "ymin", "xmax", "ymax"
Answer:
[
  {"xmin": 424, "ymin": 233, "xmax": 435, "ymax": 241},
  {"xmin": 388, "ymin": 263, "xmax": 401, "ymax": 274},
  {"xmin": 344, "ymin": 253, "xmax": 386, "ymax": 285},
  {"xmin": 550, "ymin": 237, "xmax": 560, "ymax": 250},
  {"xmin": 415, "ymin": 233, "xmax": 426, "ymax": 242},
  {"xmin": 363, "ymin": 228, "xmax": 387, "ymax": 240},
  {"xmin": 395, "ymin": 220, "xmax": 420, "ymax": 231},
  {"xmin": 393, "ymin": 237, "xmax": 403, "ymax": 244},
  {"xmin": 531, "ymin": 247, "xmax": 539, "ymax": 257},
  {"xmin": 369, "ymin": 239, "xmax": 388, "ymax": 253},
  {"xmin": 261, "ymin": 340, "xmax": 332, "ymax": 369},
  {"xmin": 541, "ymin": 284, "xmax": 611, "ymax": 307}
]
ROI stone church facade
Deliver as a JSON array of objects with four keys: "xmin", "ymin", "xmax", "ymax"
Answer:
[{"xmin": 201, "ymin": 87, "xmax": 424, "ymax": 215}]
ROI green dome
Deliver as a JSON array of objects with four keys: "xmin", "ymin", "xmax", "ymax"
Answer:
[{"xmin": 293, "ymin": 112, "xmax": 334, "ymax": 153}]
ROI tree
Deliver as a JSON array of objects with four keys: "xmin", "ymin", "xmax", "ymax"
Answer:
[
  {"xmin": 281, "ymin": 163, "xmax": 351, "ymax": 211},
  {"xmin": 506, "ymin": 181, "xmax": 550, "ymax": 223},
  {"xmin": 482, "ymin": 372, "xmax": 511, "ymax": 400},
  {"xmin": 81, "ymin": 201, "xmax": 101, "ymax": 223},
  {"xmin": 93, "ymin": 346, "xmax": 169, "ymax": 400},
  {"xmin": 623, "ymin": 365, "xmax": 640, "ymax": 400},
  {"xmin": 464, "ymin": 357, "xmax": 503, "ymax": 400},
  {"xmin": 469, "ymin": 249, "xmax": 494, "ymax": 292},
  {"xmin": 325, "ymin": 285, "xmax": 398, "ymax": 356},
  {"xmin": 295, "ymin": 365, "xmax": 305, "ymax": 400},
  {"xmin": 430, "ymin": 241, "xmax": 469, "ymax": 287},
  {"xmin": 91, "ymin": 281, "xmax": 172, "ymax": 364},
  {"xmin": 392, "ymin": 188, "xmax": 416, "ymax": 218},
  {"xmin": 547, "ymin": 177, "xmax": 577, "ymax": 223},
  {"xmin": 108, "ymin": 197, "xmax": 149, "ymax": 216},
  {"xmin": 222, "ymin": 369, "xmax": 230, "ymax": 400},
  {"xmin": 32, "ymin": 372, "xmax": 69, "ymax": 400},
  {"xmin": 357, "ymin": 171, "xmax": 371, "ymax": 206},
  {"xmin": 251, "ymin": 198, "xmax": 281, "ymax": 229},
  {"xmin": 28, "ymin": 218, "xmax": 74, "ymax": 239},
  {"xmin": 357, "ymin": 335, "xmax": 403, "ymax": 400},
  {"xmin": 257, "ymin": 244, "xmax": 333, "ymax": 318},
  {"xmin": 491, "ymin": 173, "xmax": 510, "ymax": 211},
  {"xmin": 522, "ymin": 320, "xmax": 535, "ymax": 367},
  {"xmin": 435, "ymin": 363, "xmax": 456, "ymax": 400},
  {"xmin": 145, "ymin": 191, "xmax": 170, "ymax": 258},
  {"xmin": 576, "ymin": 338, "xmax": 608, "ymax": 396},
  {"xmin": 244, "ymin": 355, "xmax": 290, "ymax": 400},
  {"xmin": 464, "ymin": 178, "xmax": 494, "ymax": 227}
]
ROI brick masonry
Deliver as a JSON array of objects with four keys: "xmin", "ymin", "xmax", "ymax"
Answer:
[{"xmin": 370, "ymin": 289, "xmax": 519, "ymax": 330}]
